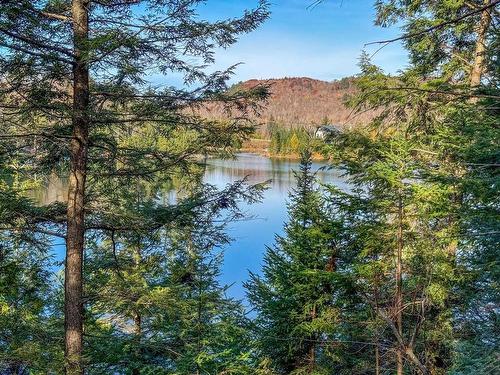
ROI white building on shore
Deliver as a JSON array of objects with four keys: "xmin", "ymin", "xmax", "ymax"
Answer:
[{"xmin": 314, "ymin": 124, "xmax": 343, "ymax": 140}]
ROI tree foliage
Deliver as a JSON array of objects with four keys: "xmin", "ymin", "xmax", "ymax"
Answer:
[
  {"xmin": 0, "ymin": 0, "xmax": 270, "ymax": 373},
  {"xmin": 247, "ymin": 151, "xmax": 348, "ymax": 374}
]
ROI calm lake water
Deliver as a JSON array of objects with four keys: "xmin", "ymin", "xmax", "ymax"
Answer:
[
  {"xmin": 204, "ymin": 153, "xmax": 347, "ymax": 300},
  {"xmin": 42, "ymin": 153, "xmax": 347, "ymax": 300}
]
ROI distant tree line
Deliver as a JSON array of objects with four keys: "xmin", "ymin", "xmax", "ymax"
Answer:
[
  {"xmin": 267, "ymin": 122, "xmax": 312, "ymax": 155},
  {"xmin": 194, "ymin": 76, "xmax": 373, "ymax": 131}
]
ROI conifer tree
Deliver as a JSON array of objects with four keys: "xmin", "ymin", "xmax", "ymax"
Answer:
[
  {"xmin": 160, "ymin": 223, "xmax": 253, "ymax": 375},
  {"xmin": 83, "ymin": 178, "xmax": 262, "ymax": 374},
  {"xmin": 331, "ymin": 0, "xmax": 499, "ymax": 372},
  {"xmin": 325, "ymin": 133, "xmax": 458, "ymax": 374},
  {"xmin": 246, "ymin": 151, "xmax": 344, "ymax": 374},
  {"xmin": 0, "ymin": 1, "xmax": 269, "ymax": 373}
]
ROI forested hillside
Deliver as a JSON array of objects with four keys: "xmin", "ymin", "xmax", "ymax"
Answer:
[{"xmin": 194, "ymin": 77, "xmax": 376, "ymax": 133}]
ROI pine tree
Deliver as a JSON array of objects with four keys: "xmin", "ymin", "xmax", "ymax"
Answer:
[
  {"xmin": 444, "ymin": 105, "xmax": 500, "ymax": 374},
  {"xmin": 0, "ymin": 1, "xmax": 269, "ymax": 373},
  {"xmin": 289, "ymin": 133, "xmax": 300, "ymax": 153},
  {"xmin": 161, "ymin": 226, "xmax": 253, "ymax": 375},
  {"xmin": 247, "ymin": 151, "xmax": 343, "ymax": 374}
]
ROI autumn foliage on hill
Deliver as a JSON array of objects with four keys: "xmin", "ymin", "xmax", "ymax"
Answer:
[{"xmin": 193, "ymin": 77, "xmax": 375, "ymax": 135}]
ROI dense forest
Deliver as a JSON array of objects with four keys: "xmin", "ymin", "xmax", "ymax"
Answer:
[
  {"xmin": 0, "ymin": 1, "xmax": 499, "ymax": 375},
  {"xmin": 193, "ymin": 77, "xmax": 374, "ymax": 133}
]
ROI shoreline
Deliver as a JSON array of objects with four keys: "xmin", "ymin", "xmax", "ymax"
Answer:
[{"xmin": 239, "ymin": 138, "xmax": 326, "ymax": 161}]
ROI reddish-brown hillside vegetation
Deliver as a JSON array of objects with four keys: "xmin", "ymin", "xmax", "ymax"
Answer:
[{"xmin": 193, "ymin": 77, "xmax": 374, "ymax": 134}]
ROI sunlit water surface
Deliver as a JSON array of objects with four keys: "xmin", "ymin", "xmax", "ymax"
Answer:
[
  {"xmin": 204, "ymin": 153, "xmax": 347, "ymax": 300},
  {"xmin": 42, "ymin": 153, "xmax": 347, "ymax": 300}
]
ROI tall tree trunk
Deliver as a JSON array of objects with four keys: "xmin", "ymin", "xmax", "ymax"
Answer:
[
  {"xmin": 65, "ymin": 1, "xmax": 89, "ymax": 374},
  {"xmin": 132, "ymin": 312, "xmax": 142, "ymax": 375},
  {"xmin": 132, "ymin": 241, "xmax": 143, "ymax": 375},
  {"xmin": 375, "ymin": 343, "xmax": 380, "ymax": 375},
  {"xmin": 396, "ymin": 193, "xmax": 404, "ymax": 375},
  {"xmin": 470, "ymin": 0, "xmax": 492, "ymax": 91},
  {"xmin": 309, "ymin": 304, "xmax": 316, "ymax": 373}
]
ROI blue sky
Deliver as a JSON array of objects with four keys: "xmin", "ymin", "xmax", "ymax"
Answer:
[{"xmin": 155, "ymin": 0, "xmax": 409, "ymax": 86}]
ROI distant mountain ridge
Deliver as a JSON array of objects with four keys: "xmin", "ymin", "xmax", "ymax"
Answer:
[{"xmin": 194, "ymin": 77, "xmax": 374, "ymax": 133}]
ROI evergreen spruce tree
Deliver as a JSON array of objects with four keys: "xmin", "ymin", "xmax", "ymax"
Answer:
[
  {"xmin": 247, "ymin": 151, "xmax": 344, "ymax": 374},
  {"xmin": 324, "ymin": 133, "xmax": 458, "ymax": 374},
  {"xmin": 444, "ymin": 104, "xmax": 499, "ymax": 374},
  {"xmin": 161, "ymin": 222, "xmax": 253, "ymax": 375}
]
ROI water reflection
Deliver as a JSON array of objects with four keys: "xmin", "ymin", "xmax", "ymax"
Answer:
[
  {"xmin": 203, "ymin": 153, "xmax": 346, "ymax": 300},
  {"xmin": 205, "ymin": 153, "xmax": 346, "ymax": 192},
  {"xmin": 31, "ymin": 172, "xmax": 68, "ymax": 204},
  {"xmin": 37, "ymin": 153, "xmax": 345, "ymax": 300}
]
